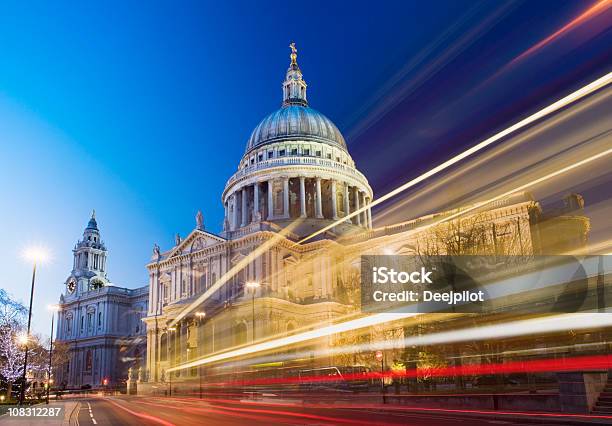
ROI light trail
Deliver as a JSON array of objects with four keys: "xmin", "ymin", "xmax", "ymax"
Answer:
[
  {"xmin": 167, "ymin": 311, "xmax": 416, "ymax": 372},
  {"xmin": 140, "ymin": 396, "xmax": 612, "ymax": 422},
  {"xmin": 297, "ymin": 71, "xmax": 612, "ymax": 244},
  {"xmin": 169, "ymin": 148, "xmax": 612, "ymax": 372},
  {"xmin": 191, "ymin": 354, "xmax": 612, "ymax": 387},
  {"xmin": 510, "ymin": 0, "xmax": 612, "ymax": 65},
  {"xmin": 187, "ymin": 312, "xmax": 612, "ymax": 376}
]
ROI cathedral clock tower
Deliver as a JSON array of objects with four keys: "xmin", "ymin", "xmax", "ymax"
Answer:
[{"xmin": 64, "ymin": 210, "xmax": 109, "ymax": 296}]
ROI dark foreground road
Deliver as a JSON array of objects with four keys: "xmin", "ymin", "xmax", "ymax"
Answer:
[{"xmin": 73, "ymin": 395, "xmax": 588, "ymax": 426}]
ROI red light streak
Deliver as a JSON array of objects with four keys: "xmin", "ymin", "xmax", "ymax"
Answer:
[
  {"xmin": 200, "ymin": 354, "xmax": 612, "ymax": 387},
  {"xmin": 510, "ymin": 0, "xmax": 612, "ymax": 65}
]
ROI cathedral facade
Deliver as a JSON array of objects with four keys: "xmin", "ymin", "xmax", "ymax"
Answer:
[
  {"xmin": 55, "ymin": 213, "xmax": 148, "ymax": 390},
  {"xmin": 140, "ymin": 46, "xmax": 589, "ymax": 394}
]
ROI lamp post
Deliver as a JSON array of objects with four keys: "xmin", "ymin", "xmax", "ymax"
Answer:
[
  {"xmin": 46, "ymin": 305, "xmax": 59, "ymax": 404},
  {"xmin": 375, "ymin": 350, "xmax": 386, "ymax": 404},
  {"xmin": 19, "ymin": 246, "xmax": 49, "ymax": 405},
  {"xmin": 245, "ymin": 282, "xmax": 260, "ymax": 342},
  {"xmin": 195, "ymin": 312, "xmax": 206, "ymax": 399},
  {"xmin": 168, "ymin": 326, "xmax": 176, "ymax": 397}
]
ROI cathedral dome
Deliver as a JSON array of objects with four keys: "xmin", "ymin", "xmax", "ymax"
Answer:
[
  {"xmin": 246, "ymin": 105, "xmax": 347, "ymax": 153},
  {"xmin": 222, "ymin": 43, "xmax": 373, "ymax": 239}
]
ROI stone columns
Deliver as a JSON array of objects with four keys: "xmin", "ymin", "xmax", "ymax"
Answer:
[
  {"xmin": 315, "ymin": 178, "xmax": 323, "ymax": 219},
  {"xmin": 354, "ymin": 187, "xmax": 361, "ymax": 226},
  {"xmin": 299, "ymin": 177, "xmax": 307, "ymax": 218},
  {"xmin": 344, "ymin": 183, "xmax": 351, "ymax": 223},
  {"xmin": 241, "ymin": 187, "xmax": 248, "ymax": 226},
  {"xmin": 232, "ymin": 193, "xmax": 239, "ymax": 230},
  {"xmin": 331, "ymin": 180, "xmax": 338, "ymax": 220},
  {"xmin": 253, "ymin": 183, "xmax": 259, "ymax": 221},
  {"xmin": 360, "ymin": 192, "xmax": 366, "ymax": 227},
  {"xmin": 283, "ymin": 177, "xmax": 290, "ymax": 219},
  {"xmin": 267, "ymin": 180, "xmax": 274, "ymax": 220},
  {"xmin": 365, "ymin": 197, "xmax": 372, "ymax": 229}
]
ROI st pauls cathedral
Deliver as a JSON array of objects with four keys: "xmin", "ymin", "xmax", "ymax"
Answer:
[
  {"xmin": 138, "ymin": 44, "xmax": 590, "ymax": 394},
  {"xmin": 52, "ymin": 44, "xmax": 589, "ymax": 393}
]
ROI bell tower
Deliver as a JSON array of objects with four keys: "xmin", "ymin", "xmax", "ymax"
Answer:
[{"xmin": 66, "ymin": 210, "xmax": 108, "ymax": 295}]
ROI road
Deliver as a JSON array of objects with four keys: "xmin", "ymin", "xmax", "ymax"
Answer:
[{"xmin": 72, "ymin": 395, "xmax": 580, "ymax": 426}]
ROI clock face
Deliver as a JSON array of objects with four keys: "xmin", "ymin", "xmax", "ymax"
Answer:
[{"xmin": 67, "ymin": 278, "xmax": 77, "ymax": 294}]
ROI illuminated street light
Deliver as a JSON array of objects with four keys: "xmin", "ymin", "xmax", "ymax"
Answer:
[
  {"xmin": 17, "ymin": 333, "xmax": 29, "ymax": 346},
  {"xmin": 19, "ymin": 245, "xmax": 50, "ymax": 404},
  {"xmin": 245, "ymin": 282, "xmax": 260, "ymax": 342}
]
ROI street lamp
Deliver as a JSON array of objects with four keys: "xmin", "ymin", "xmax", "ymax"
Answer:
[
  {"xmin": 46, "ymin": 305, "xmax": 59, "ymax": 404},
  {"xmin": 19, "ymin": 246, "xmax": 49, "ymax": 405},
  {"xmin": 195, "ymin": 312, "xmax": 206, "ymax": 399},
  {"xmin": 167, "ymin": 327, "xmax": 176, "ymax": 397},
  {"xmin": 245, "ymin": 282, "xmax": 260, "ymax": 342}
]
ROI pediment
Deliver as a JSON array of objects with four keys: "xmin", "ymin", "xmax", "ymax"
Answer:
[
  {"xmin": 168, "ymin": 229, "xmax": 226, "ymax": 258},
  {"xmin": 231, "ymin": 252, "xmax": 247, "ymax": 264}
]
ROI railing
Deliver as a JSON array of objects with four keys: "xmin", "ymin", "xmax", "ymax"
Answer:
[{"xmin": 225, "ymin": 156, "xmax": 370, "ymax": 189}]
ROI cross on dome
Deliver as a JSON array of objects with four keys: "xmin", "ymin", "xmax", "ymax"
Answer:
[{"xmin": 283, "ymin": 42, "xmax": 308, "ymax": 107}]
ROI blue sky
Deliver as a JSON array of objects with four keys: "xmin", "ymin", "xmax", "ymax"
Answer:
[{"xmin": 1, "ymin": 0, "xmax": 610, "ymax": 337}]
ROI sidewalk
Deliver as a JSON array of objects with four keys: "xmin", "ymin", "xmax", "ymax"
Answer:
[{"xmin": 0, "ymin": 402, "xmax": 80, "ymax": 426}]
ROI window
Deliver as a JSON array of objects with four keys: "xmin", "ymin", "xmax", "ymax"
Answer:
[
  {"xmin": 250, "ymin": 157, "xmax": 255, "ymax": 165},
  {"xmin": 327, "ymin": 153, "xmax": 332, "ymax": 159},
  {"xmin": 85, "ymin": 350, "xmax": 92, "ymax": 371},
  {"xmin": 304, "ymin": 149, "xmax": 310, "ymax": 156},
  {"xmin": 316, "ymin": 151, "xmax": 321, "ymax": 157},
  {"xmin": 67, "ymin": 318, "xmax": 72, "ymax": 334},
  {"xmin": 279, "ymin": 149, "xmax": 286, "ymax": 156},
  {"xmin": 268, "ymin": 150, "xmax": 274, "ymax": 158},
  {"xmin": 291, "ymin": 148, "xmax": 298, "ymax": 155},
  {"xmin": 336, "ymin": 157, "xmax": 340, "ymax": 162},
  {"xmin": 87, "ymin": 312, "xmax": 93, "ymax": 330},
  {"xmin": 98, "ymin": 312, "xmax": 102, "ymax": 327},
  {"xmin": 80, "ymin": 316, "xmax": 84, "ymax": 333},
  {"xmin": 258, "ymin": 154, "xmax": 263, "ymax": 162}
]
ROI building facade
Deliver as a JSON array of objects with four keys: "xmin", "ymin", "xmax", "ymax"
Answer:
[
  {"xmin": 55, "ymin": 213, "xmax": 148, "ymax": 390},
  {"xmin": 140, "ymin": 46, "xmax": 589, "ymax": 394}
]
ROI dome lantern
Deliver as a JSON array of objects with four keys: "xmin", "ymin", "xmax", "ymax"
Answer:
[{"xmin": 282, "ymin": 43, "xmax": 308, "ymax": 107}]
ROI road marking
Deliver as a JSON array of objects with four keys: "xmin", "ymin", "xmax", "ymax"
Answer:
[{"xmin": 87, "ymin": 401, "xmax": 97, "ymax": 424}]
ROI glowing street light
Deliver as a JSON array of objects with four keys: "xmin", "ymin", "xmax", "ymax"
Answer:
[
  {"xmin": 19, "ymin": 245, "xmax": 50, "ymax": 405},
  {"xmin": 16, "ymin": 333, "xmax": 29, "ymax": 346},
  {"xmin": 245, "ymin": 282, "xmax": 260, "ymax": 342}
]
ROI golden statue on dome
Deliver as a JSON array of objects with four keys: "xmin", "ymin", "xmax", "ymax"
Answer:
[{"xmin": 289, "ymin": 42, "xmax": 297, "ymax": 64}]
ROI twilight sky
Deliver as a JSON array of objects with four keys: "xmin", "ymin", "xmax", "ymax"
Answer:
[{"xmin": 0, "ymin": 0, "xmax": 610, "ymax": 338}]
